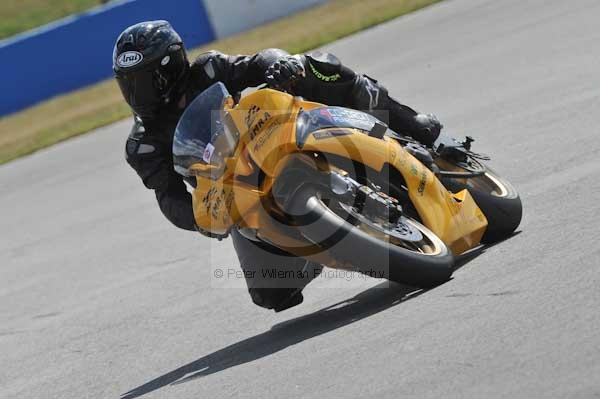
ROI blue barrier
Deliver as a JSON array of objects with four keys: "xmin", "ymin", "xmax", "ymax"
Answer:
[{"xmin": 0, "ymin": 0, "xmax": 215, "ymax": 116}]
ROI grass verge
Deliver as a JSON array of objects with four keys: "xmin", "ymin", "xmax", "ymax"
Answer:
[
  {"xmin": 0, "ymin": 0, "xmax": 441, "ymax": 164},
  {"xmin": 0, "ymin": 0, "xmax": 103, "ymax": 40}
]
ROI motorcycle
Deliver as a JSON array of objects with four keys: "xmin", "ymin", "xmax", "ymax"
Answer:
[{"xmin": 173, "ymin": 82, "xmax": 522, "ymax": 287}]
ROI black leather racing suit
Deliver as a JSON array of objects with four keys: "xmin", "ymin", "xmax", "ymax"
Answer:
[{"xmin": 125, "ymin": 49, "xmax": 432, "ymax": 311}]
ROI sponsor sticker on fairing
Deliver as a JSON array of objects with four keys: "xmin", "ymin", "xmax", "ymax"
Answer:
[
  {"xmin": 312, "ymin": 129, "xmax": 353, "ymax": 140},
  {"xmin": 117, "ymin": 51, "xmax": 143, "ymax": 68},
  {"xmin": 203, "ymin": 143, "xmax": 216, "ymax": 163}
]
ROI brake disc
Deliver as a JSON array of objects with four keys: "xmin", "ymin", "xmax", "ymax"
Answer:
[{"xmin": 390, "ymin": 217, "xmax": 423, "ymax": 242}]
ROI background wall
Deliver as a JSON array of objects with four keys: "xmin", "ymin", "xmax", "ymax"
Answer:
[
  {"xmin": 0, "ymin": 0, "xmax": 213, "ymax": 116},
  {"xmin": 0, "ymin": 0, "xmax": 326, "ymax": 117},
  {"xmin": 203, "ymin": 0, "xmax": 325, "ymax": 38}
]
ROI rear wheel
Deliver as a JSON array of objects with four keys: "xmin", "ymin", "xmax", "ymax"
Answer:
[{"xmin": 437, "ymin": 159, "xmax": 522, "ymax": 243}]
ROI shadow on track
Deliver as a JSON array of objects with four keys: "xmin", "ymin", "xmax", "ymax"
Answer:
[
  {"xmin": 453, "ymin": 231, "xmax": 521, "ymax": 271},
  {"xmin": 121, "ymin": 233, "xmax": 519, "ymax": 398},
  {"xmin": 121, "ymin": 281, "xmax": 426, "ymax": 398}
]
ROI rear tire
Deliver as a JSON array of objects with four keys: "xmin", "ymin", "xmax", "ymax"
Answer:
[{"xmin": 440, "ymin": 167, "xmax": 522, "ymax": 243}]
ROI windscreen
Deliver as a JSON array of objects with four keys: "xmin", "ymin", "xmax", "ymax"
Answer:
[
  {"xmin": 296, "ymin": 106, "xmax": 381, "ymax": 144},
  {"xmin": 173, "ymin": 82, "xmax": 234, "ymax": 177}
]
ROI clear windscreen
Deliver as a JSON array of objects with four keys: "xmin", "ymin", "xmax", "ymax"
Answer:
[
  {"xmin": 296, "ymin": 106, "xmax": 380, "ymax": 137},
  {"xmin": 173, "ymin": 82, "xmax": 238, "ymax": 178}
]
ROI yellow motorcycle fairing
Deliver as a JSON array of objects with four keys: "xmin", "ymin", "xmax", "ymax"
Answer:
[{"xmin": 189, "ymin": 89, "xmax": 487, "ymax": 255}]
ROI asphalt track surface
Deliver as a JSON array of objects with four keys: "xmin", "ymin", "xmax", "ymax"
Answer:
[{"xmin": 2, "ymin": 0, "xmax": 600, "ymax": 398}]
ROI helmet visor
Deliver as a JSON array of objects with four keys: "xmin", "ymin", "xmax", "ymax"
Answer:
[{"xmin": 116, "ymin": 68, "xmax": 165, "ymax": 118}]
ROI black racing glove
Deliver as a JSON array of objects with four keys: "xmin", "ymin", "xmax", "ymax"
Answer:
[{"xmin": 264, "ymin": 56, "xmax": 305, "ymax": 90}]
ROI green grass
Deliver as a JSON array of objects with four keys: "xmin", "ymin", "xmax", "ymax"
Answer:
[
  {"xmin": 0, "ymin": 0, "xmax": 442, "ymax": 164},
  {"xmin": 0, "ymin": 0, "xmax": 103, "ymax": 40}
]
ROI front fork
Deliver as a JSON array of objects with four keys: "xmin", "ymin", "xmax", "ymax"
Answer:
[{"xmin": 270, "ymin": 153, "xmax": 403, "ymax": 225}]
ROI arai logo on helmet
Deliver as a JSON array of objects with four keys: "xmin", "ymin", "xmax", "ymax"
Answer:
[{"xmin": 117, "ymin": 51, "xmax": 143, "ymax": 68}]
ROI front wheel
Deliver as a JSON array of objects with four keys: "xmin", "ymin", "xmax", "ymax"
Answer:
[{"xmin": 284, "ymin": 186, "xmax": 455, "ymax": 288}]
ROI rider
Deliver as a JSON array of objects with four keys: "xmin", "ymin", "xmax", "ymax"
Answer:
[{"xmin": 114, "ymin": 20, "xmax": 442, "ymax": 311}]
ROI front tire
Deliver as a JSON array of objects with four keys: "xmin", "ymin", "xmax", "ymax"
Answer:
[{"xmin": 284, "ymin": 186, "xmax": 455, "ymax": 288}]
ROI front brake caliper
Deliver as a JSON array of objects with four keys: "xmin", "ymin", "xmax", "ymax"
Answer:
[{"xmin": 329, "ymin": 172, "xmax": 402, "ymax": 224}]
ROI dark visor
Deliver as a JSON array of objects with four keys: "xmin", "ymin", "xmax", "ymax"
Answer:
[{"xmin": 116, "ymin": 69, "xmax": 164, "ymax": 118}]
